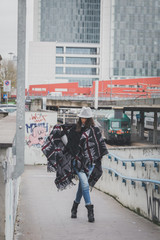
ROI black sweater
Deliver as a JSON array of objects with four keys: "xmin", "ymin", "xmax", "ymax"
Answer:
[{"xmin": 65, "ymin": 125, "xmax": 86, "ymax": 157}]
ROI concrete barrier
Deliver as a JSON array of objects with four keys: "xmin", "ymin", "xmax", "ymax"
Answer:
[
  {"xmin": 0, "ymin": 111, "xmax": 58, "ymax": 239},
  {"xmin": 0, "ymin": 115, "xmax": 20, "ymax": 240},
  {"xmin": 95, "ymin": 146, "xmax": 160, "ymax": 224}
]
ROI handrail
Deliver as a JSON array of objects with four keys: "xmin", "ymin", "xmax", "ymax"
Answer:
[
  {"xmin": 108, "ymin": 153, "xmax": 160, "ymax": 162},
  {"xmin": 103, "ymin": 166, "xmax": 160, "ymax": 186},
  {"xmin": 58, "ymin": 113, "xmax": 78, "ymax": 117}
]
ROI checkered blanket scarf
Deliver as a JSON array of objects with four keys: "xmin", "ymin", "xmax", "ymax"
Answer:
[{"xmin": 42, "ymin": 124, "xmax": 108, "ymax": 190}]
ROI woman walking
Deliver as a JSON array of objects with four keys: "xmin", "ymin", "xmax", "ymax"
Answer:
[
  {"xmin": 42, "ymin": 106, "xmax": 108, "ymax": 223},
  {"xmin": 65, "ymin": 107, "xmax": 108, "ymax": 222}
]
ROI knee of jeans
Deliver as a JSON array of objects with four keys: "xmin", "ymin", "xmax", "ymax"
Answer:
[{"xmin": 81, "ymin": 180, "xmax": 89, "ymax": 191}]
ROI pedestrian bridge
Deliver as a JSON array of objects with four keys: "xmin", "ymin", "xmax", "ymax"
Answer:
[
  {"xmin": 14, "ymin": 165, "xmax": 160, "ymax": 240},
  {"xmin": 0, "ymin": 113, "xmax": 160, "ymax": 240},
  {"xmin": 28, "ymin": 95, "xmax": 160, "ymax": 110}
]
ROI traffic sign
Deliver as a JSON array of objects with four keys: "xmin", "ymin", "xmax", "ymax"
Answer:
[
  {"xmin": 3, "ymin": 94, "xmax": 7, "ymax": 99},
  {"xmin": 3, "ymin": 80, "xmax": 11, "ymax": 92}
]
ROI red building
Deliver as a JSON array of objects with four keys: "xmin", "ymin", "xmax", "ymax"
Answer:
[{"xmin": 27, "ymin": 77, "xmax": 160, "ymax": 99}]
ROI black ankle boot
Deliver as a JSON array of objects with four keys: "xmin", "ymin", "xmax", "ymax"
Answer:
[
  {"xmin": 71, "ymin": 201, "xmax": 79, "ymax": 218},
  {"xmin": 86, "ymin": 204, "xmax": 95, "ymax": 222}
]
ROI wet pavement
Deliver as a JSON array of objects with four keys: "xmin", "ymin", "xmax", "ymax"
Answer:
[{"xmin": 14, "ymin": 165, "xmax": 160, "ymax": 240}]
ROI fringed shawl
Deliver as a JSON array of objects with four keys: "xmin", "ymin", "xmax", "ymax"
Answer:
[{"xmin": 42, "ymin": 124, "xmax": 108, "ymax": 190}]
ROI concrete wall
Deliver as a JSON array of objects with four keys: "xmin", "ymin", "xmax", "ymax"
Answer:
[
  {"xmin": 5, "ymin": 174, "xmax": 20, "ymax": 240},
  {"xmin": 25, "ymin": 111, "xmax": 57, "ymax": 164},
  {"xmin": 0, "ymin": 154, "xmax": 5, "ymax": 240},
  {"xmin": 0, "ymin": 114, "xmax": 20, "ymax": 240},
  {"xmin": 96, "ymin": 146, "xmax": 160, "ymax": 223},
  {"xmin": 0, "ymin": 147, "xmax": 20, "ymax": 240}
]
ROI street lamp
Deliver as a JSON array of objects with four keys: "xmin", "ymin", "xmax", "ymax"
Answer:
[
  {"xmin": 110, "ymin": 76, "xmax": 112, "ymax": 101},
  {"xmin": 94, "ymin": 80, "xmax": 99, "ymax": 109}
]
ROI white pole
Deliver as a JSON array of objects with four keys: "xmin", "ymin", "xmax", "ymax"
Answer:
[
  {"xmin": 94, "ymin": 80, "xmax": 99, "ymax": 109},
  {"xmin": 110, "ymin": 77, "xmax": 112, "ymax": 101}
]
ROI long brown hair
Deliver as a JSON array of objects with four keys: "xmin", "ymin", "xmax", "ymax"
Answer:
[{"xmin": 76, "ymin": 117, "xmax": 95, "ymax": 132}]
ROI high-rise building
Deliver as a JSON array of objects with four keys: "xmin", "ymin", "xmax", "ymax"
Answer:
[
  {"xmin": 29, "ymin": 0, "xmax": 101, "ymax": 87},
  {"xmin": 39, "ymin": 0, "xmax": 100, "ymax": 43},
  {"xmin": 28, "ymin": 0, "xmax": 160, "ymax": 88},
  {"xmin": 110, "ymin": 0, "xmax": 160, "ymax": 78}
]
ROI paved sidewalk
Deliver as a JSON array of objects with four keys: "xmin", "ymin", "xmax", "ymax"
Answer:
[{"xmin": 14, "ymin": 166, "xmax": 160, "ymax": 240}]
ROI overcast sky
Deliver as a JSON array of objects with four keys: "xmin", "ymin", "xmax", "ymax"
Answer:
[{"xmin": 0, "ymin": 0, "xmax": 33, "ymax": 59}]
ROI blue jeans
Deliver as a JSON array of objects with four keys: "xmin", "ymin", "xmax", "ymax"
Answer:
[{"xmin": 73, "ymin": 164, "xmax": 94, "ymax": 205}]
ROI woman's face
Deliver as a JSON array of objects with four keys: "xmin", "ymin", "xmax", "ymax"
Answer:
[{"xmin": 81, "ymin": 118, "xmax": 87, "ymax": 125}]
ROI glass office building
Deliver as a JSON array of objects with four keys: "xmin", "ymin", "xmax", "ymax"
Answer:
[
  {"xmin": 31, "ymin": 0, "xmax": 160, "ymax": 88},
  {"xmin": 112, "ymin": 0, "xmax": 160, "ymax": 77},
  {"xmin": 40, "ymin": 0, "xmax": 100, "ymax": 44},
  {"xmin": 33, "ymin": 0, "xmax": 100, "ymax": 86}
]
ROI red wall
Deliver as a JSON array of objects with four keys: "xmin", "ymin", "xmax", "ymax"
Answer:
[
  {"xmin": 27, "ymin": 77, "xmax": 160, "ymax": 98},
  {"xmin": 28, "ymin": 82, "xmax": 91, "ymax": 96}
]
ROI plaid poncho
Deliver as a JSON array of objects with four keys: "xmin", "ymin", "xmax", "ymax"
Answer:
[{"xmin": 42, "ymin": 124, "xmax": 108, "ymax": 190}]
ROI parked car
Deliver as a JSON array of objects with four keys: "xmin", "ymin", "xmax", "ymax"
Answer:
[
  {"xmin": 0, "ymin": 108, "xmax": 6, "ymax": 112},
  {"xmin": 0, "ymin": 105, "xmax": 16, "ymax": 113}
]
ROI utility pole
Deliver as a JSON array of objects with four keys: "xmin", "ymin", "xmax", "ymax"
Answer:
[
  {"xmin": 110, "ymin": 76, "xmax": 112, "ymax": 101},
  {"xmin": 94, "ymin": 80, "xmax": 99, "ymax": 109},
  {"xmin": 12, "ymin": 0, "xmax": 26, "ymax": 178}
]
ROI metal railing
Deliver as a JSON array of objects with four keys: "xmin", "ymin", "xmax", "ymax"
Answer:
[
  {"xmin": 103, "ymin": 153, "xmax": 160, "ymax": 188},
  {"xmin": 108, "ymin": 153, "xmax": 160, "ymax": 164},
  {"xmin": 28, "ymin": 94, "xmax": 160, "ymax": 101},
  {"xmin": 57, "ymin": 113, "xmax": 78, "ymax": 124},
  {"xmin": 103, "ymin": 167, "xmax": 160, "ymax": 187}
]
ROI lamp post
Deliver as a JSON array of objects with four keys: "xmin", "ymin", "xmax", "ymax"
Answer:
[
  {"xmin": 94, "ymin": 80, "xmax": 99, "ymax": 109},
  {"xmin": 110, "ymin": 76, "xmax": 112, "ymax": 101},
  {"xmin": 12, "ymin": 0, "xmax": 26, "ymax": 179}
]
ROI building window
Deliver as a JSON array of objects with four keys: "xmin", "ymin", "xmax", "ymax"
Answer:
[
  {"xmin": 114, "ymin": 68, "xmax": 119, "ymax": 75},
  {"xmin": 56, "ymin": 47, "xmax": 64, "ymax": 54},
  {"xmin": 56, "ymin": 57, "xmax": 64, "ymax": 64},
  {"xmin": 66, "ymin": 67, "xmax": 97, "ymax": 75},
  {"xmin": 66, "ymin": 47, "xmax": 97, "ymax": 55},
  {"xmin": 66, "ymin": 57, "xmax": 97, "ymax": 65},
  {"xmin": 56, "ymin": 67, "xmax": 63, "ymax": 74}
]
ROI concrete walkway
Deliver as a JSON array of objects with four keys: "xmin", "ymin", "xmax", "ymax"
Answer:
[{"xmin": 14, "ymin": 166, "xmax": 160, "ymax": 240}]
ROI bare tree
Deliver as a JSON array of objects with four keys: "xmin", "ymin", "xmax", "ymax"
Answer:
[{"xmin": 0, "ymin": 59, "xmax": 17, "ymax": 98}]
